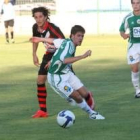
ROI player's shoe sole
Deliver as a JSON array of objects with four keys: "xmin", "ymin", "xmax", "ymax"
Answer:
[
  {"xmin": 89, "ymin": 112, "xmax": 105, "ymax": 120},
  {"xmin": 32, "ymin": 110, "xmax": 49, "ymax": 118}
]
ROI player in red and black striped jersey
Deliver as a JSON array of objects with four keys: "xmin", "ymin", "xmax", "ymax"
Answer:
[{"xmin": 31, "ymin": 7, "xmax": 65, "ymax": 118}]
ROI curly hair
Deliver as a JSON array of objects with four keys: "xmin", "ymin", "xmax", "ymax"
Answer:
[{"xmin": 32, "ymin": 7, "xmax": 50, "ymax": 21}]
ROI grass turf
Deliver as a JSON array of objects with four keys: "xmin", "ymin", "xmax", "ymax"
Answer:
[{"xmin": 0, "ymin": 35, "xmax": 140, "ymax": 140}]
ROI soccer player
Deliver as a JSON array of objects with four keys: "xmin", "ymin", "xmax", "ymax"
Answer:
[
  {"xmin": 31, "ymin": 7, "xmax": 65, "ymax": 118},
  {"xmin": 1, "ymin": 0, "xmax": 15, "ymax": 43},
  {"xmin": 30, "ymin": 25, "xmax": 105, "ymax": 120},
  {"xmin": 31, "ymin": 7, "xmax": 95, "ymax": 118},
  {"xmin": 119, "ymin": 0, "xmax": 140, "ymax": 98}
]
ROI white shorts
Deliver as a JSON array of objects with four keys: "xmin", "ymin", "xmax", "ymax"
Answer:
[
  {"xmin": 127, "ymin": 43, "xmax": 140, "ymax": 64},
  {"xmin": 47, "ymin": 71, "xmax": 84, "ymax": 99}
]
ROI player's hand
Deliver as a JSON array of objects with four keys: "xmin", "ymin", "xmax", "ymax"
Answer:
[
  {"xmin": 30, "ymin": 37, "xmax": 42, "ymax": 43},
  {"xmin": 44, "ymin": 43, "xmax": 56, "ymax": 49},
  {"xmin": 82, "ymin": 50, "xmax": 92, "ymax": 58},
  {"xmin": 120, "ymin": 32, "xmax": 130, "ymax": 40},
  {"xmin": 122, "ymin": 34, "xmax": 130, "ymax": 39},
  {"xmin": 33, "ymin": 54, "xmax": 40, "ymax": 67},
  {"xmin": 44, "ymin": 61, "xmax": 51, "ymax": 69}
]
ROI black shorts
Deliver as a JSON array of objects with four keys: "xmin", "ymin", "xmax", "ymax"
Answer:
[
  {"xmin": 4, "ymin": 19, "xmax": 14, "ymax": 28},
  {"xmin": 38, "ymin": 53, "xmax": 54, "ymax": 75}
]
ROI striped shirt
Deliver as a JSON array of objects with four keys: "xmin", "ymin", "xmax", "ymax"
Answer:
[
  {"xmin": 32, "ymin": 22, "xmax": 65, "ymax": 53},
  {"xmin": 48, "ymin": 39, "xmax": 75, "ymax": 74},
  {"xmin": 119, "ymin": 12, "xmax": 140, "ymax": 43}
]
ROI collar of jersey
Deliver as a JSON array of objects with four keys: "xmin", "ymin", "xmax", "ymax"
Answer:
[{"xmin": 39, "ymin": 21, "xmax": 49, "ymax": 33}]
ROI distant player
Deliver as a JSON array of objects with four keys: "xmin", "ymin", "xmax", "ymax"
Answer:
[
  {"xmin": 119, "ymin": 0, "xmax": 140, "ymax": 98},
  {"xmin": 31, "ymin": 7, "xmax": 65, "ymax": 118},
  {"xmin": 30, "ymin": 25, "xmax": 104, "ymax": 120},
  {"xmin": 0, "ymin": 0, "xmax": 4, "ymax": 13},
  {"xmin": 10, "ymin": 0, "xmax": 16, "ymax": 5},
  {"xmin": 1, "ymin": 0, "xmax": 15, "ymax": 43}
]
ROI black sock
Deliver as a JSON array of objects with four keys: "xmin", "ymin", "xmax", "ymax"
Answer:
[{"xmin": 11, "ymin": 31, "xmax": 14, "ymax": 39}]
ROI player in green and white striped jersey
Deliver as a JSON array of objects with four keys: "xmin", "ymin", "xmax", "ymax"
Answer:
[
  {"xmin": 119, "ymin": 0, "xmax": 140, "ymax": 98},
  {"xmin": 30, "ymin": 25, "xmax": 105, "ymax": 120},
  {"xmin": 48, "ymin": 38, "xmax": 75, "ymax": 74}
]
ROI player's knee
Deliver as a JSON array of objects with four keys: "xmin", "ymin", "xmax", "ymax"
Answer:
[
  {"xmin": 130, "ymin": 63, "xmax": 139, "ymax": 72},
  {"xmin": 70, "ymin": 91, "xmax": 83, "ymax": 103},
  {"xmin": 131, "ymin": 67, "xmax": 139, "ymax": 72},
  {"xmin": 37, "ymin": 76, "xmax": 46, "ymax": 84}
]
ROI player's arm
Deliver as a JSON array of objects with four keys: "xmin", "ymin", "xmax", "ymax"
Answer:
[
  {"xmin": 30, "ymin": 37, "xmax": 54, "ymax": 44},
  {"xmin": 32, "ymin": 42, "xmax": 40, "ymax": 66},
  {"xmin": 30, "ymin": 37, "xmax": 54, "ymax": 49},
  {"xmin": 30, "ymin": 37, "xmax": 63, "ymax": 49},
  {"xmin": 31, "ymin": 24, "xmax": 41, "ymax": 66},
  {"xmin": 64, "ymin": 50, "xmax": 92, "ymax": 64},
  {"xmin": 119, "ymin": 16, "xmax": 129, "ymax": 40},
  {"xmin": 120, "ymin": 32, "xmax": 130, "ymax": 40}
]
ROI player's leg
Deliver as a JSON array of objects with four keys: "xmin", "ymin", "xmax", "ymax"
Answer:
[
  {"xmin": 32, "ymin": 54, "xmax": 51, "ymax": 118},
  {"xmin": 127, "ymin": 43, "xmax": 140, "ymax": 98},
  {"xmin": 37, "ymin": 75, "xmax": 47, "ymax": 112},
  {"xmin": 32, "ymin": 74, "xmax": 48, "ymax": 118},
  {"xmin": 9, "ymin": 19, "xmax": 14, "ymax": 43},
  {"xmin": 69, "ymin": 91, "xmax": 104, "ymax": 120},
  {"xmin": 130, "ymin": 62, "xmax": 140, "ymax": 97},
  {"xmin": 69, "ymin": 72, "xmax": 95, "ymax": 109},
  {"xmin": 48, "ymin": 73, "xmax": 104, "ymax": 120},
  {"xmin": 77, "ymin": 87, "xmax": 95, "ymax": 110},
  {"xmin": 4, "ymin": 21, "xmax": 9, "ymax": 43}
]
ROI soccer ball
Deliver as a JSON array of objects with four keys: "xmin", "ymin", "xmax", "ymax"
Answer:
[{"xmin": 57, "ymin": 110, "xmax": 75, "ymax": 128}]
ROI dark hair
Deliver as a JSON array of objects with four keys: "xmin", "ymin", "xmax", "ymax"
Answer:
[
  {"xmin": 32, "ymin": 7, "xmax": 50, "ymax": 21},
  {"xmin": 10, "ymin": 0, "xmax": 16, "ymax": 5},
  {"xmin": 70, "ymin": 25, "xmax": 85, "ymax": 38},
  {"xmin": 131, "ymin": 0, "xmax": 138, "ymax": 4}
]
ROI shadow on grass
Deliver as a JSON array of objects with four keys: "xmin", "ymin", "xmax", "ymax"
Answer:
[{"xmin": 0, "ymin": 60, "xmax": 138, "ymax": 139}]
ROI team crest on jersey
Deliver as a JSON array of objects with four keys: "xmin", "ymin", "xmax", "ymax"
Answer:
[
  {"xmin": 137, "ymin": 19, "xmax": 140, "ymax": 24},
  {"xmin": 64, "ymin": 86, "xmax": 71, "ymax": 92},
  {"xmin": 129, "ymin": 56, "xmax": 135, "ymax": 62}
]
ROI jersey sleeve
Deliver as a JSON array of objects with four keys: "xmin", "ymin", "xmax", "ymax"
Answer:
[
  {"xmin": 60, "ymin": 41, "xmax": 75, "ymax": 62},
  {"xmin": 119, "ymin": 16, "xmax": 129, "ymax": 32},
  {"xmin": 32, "ymin": 24, "xmax": 40, "ymax": 37},
  {"xmin": 49, "ymin": 23, "xmax": 65, "ymax": 39},
  {"xmin": 53, "ymin": 39, "xmax": 65, "ymax": 48},
  {"xmin": 55, "ymin": 26, "xmax": 65, "ymax": 39}
]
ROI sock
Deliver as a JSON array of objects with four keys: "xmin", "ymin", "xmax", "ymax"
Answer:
[
  {"xmin": 11, "ymin": 31, "xmax": 14, "ymax": 39},
  {"xmin": 85, "ymin": 91, "xmax": 94, "ymax": 109},
  {"xmin": 5, "ymin": 32, "xmax": 9, "ymax": 41},
  {"xmin": 37, "ymin": 84, "xmax": 47, "ymax": 112},
  {"xmin": 77, "ymin": 99, "xmax": 95, "ymax": 115},
  {"xmin": 131, "ymin": 71, "xmax": 139, "ymax": 92}
]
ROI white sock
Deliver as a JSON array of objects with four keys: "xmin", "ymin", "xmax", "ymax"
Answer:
[
  {"xmin": 77, "ymin": 99, "xmax": 95, "ymax": 115},
  {"xmin": 131, "ymin": 71, "xmax": 140, "ymax": 91}
]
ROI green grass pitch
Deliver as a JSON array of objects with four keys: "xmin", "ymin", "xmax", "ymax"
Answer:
[{"xmin": 0, "ymin": 34, "xmax": 140, "ymax": 140}]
